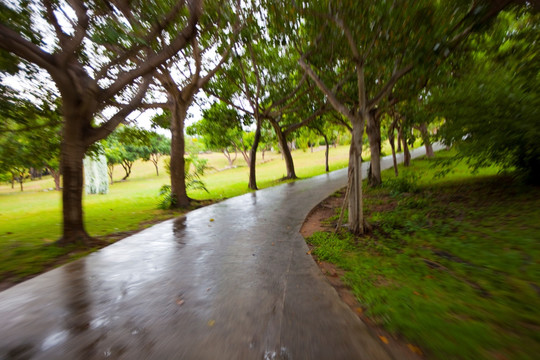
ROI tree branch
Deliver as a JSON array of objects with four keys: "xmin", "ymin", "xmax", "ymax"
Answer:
[
  {"xmin": 86, "ymin": 75, "xmax": 152, "ymax": 145},
  {"xmin": 298, "ymin": 56, "xmax": 354, "ymax": 121},
  {"xmin": 368, "ymin": 63, "xmax": 413, "ymax": 109}
]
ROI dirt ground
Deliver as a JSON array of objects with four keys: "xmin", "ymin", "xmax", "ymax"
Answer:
[{"xmin": 300, "ymin": 188, "xmax": 423, "ymax": 360}]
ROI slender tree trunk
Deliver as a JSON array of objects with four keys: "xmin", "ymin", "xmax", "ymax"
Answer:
[
  {"xmin": 223, "ymin": 149, "xmax": 234, "ymax": 167},
  {"xmin": 19, "ymin": 178, "xmax": 23, "ymax": 192},
  {"xmin": 323, "ymin": 134, "xmax": 330, "ymax": 172},
  {"xmin": 46, "ymin": 166, "xmax": 62, "ymax": 191},
  {"xmin": 248, "ymin": 118, "xmax": 262, "ymax": 190},
  {"xmin": 270, "ymin": 119, "xmax": 297, "ymax": 179},
  {"xmin": 107, "ymin": 165, "xmax": 114, "ymax": 184},
  {"xmin": 388, "ymin": 122, "xmax": 399, "ymax": 177},
  {"xmin": 397, "ymin": 127, "xmax": 403, "ymax": 152},
  {"xmin": 419, "ymin": 123, "xmax": 434, "ymax": 158},
  {"xmin": 11, "ymin": 174, "xmax": 14, "ymax": 189},
  {"xmin": 121, "ymin": 161, "xmax": 133, "ymax": 180},
  {"xmin": 348, "ymin": 115, "xmax": 366, "ymax": 235},
  {"xmin": 170, "ymin": 101, "xmax": 190, "ymax": 207},
  {"xmin": 57, "ymin": 127, "xmax": 91, "ymax": 245},
  {"xmin": 366, "ymin": 109, "xmax": 382, "ymax": 187},
  {"xmin": 151, "ymin": 154, "xmax": 160, "ymax": 175}
]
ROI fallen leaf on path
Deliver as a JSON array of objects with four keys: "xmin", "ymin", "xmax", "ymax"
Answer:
[
  {"xmin": 354, "ymin": 307, "xmax": 363, "ymax": 316},
  {"xmin": 209, "ymin": 218, "xmax": 214, "ymax": 222},
  {"xmin": 407, "ymin": 344, "xmax": 423, "ymax": 355},
  {"xmin": 176, "ymin": 299, "xmax": 185, "ymax": 306},
  {"xmin": 379, "ymin": 336, "xmax": 389, "ymax": 344},
  {"xmin": 306, "ymin": 250, "xmax": 312, "ymax": 255},
  {"xmin": 207, "ymin": 320, "xmax": 215, "ymax": 327}
]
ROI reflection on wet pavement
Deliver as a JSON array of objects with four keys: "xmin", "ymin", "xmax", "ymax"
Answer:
[{"xmin": 0, "ymin": 146, "xmax": 442, "ymax": 359}]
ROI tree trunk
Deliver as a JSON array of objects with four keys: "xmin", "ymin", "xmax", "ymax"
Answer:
[
  {"xmin": 419, "ymin": 123, "xmax": 434, "ymax": 158},
  {"xmin": 248, "ymin": 118, "xmax": 262, "ymax": 190},
  {"xmin": 348, "ymin": 115, "xmax": 366, "ymax": 235},
  {"xmin": 170, "ymin": 101, "xmax": 190, "ymax": 207},
  {"xmin": 323, "ymin": 134, "xmax": 330, "ymax": 172},
  {"xmin": 19, "ymin": 178, "xmax": 23, "ymax": 192},
  {"xmin": 402, "ymin": 135, "xmax": 411, "ymax": 167},
  {"xmin": 121, "ymin": 161, "xmax": 133, "ymax": 180},
  {"xmin": 151, "ymin": 154, "xmax": 160, "ymax": 175},
  {"xmin": 107, "ymin": 165, "xmax": 114, "ymax": 184},
  {"xmin": 388, "ymin": 124, "xmax": 399, "ymax": 177},
  {"xmin": 270, "ymin": 119, "xmax": 296, "ymax": 179},
  {"xmin": 46, "ymin": 166, "xmax": 62, "ymax": 191},
  {"xmin": 57, "ymin": 133, "xmax": 91, "ymax": 246},
  {"xmin": 223, "ymin": 149, "xmax": 233, "ymax": 167},
  {"xmin": 366, "ymin": 109, "xmax": 382, "ymax": 187},
  {"xmin": 397, "ymin": 127, "xmax": 403, "ymax": 152}
]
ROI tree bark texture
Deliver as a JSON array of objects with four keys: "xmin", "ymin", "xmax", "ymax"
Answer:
[
  {"xmin": 269, "ymin": 119, "xmax": 297, "ymax": 179},
  {"xmin": 402, "ymin": 133, "xmax": 411, "ymax": 167},
  {"xmin": 58, "ymin": 117, "xmax": 91, "ymax": 245},
  {"xmin": 248, "ymin": 118, "xmax": 262, "ymax": 190},
  {"xmin": 323, "ymin": 134, "xmax": 330, "ymax": 172},
  {"xmin": 170, "ymin": 102, "xmax": 190, "ymax": 208},
  {"xmin": 418, "ymin": 123, "xmax": 434, "ymax": 158},
  {"xmin": 348, "ymin": 115, "xmax": 365, "ymax": 235},
  {"xmin": 388, "ymin": 121, "xmax": 399, "ymax": 177},
  {"xmin": 366, "ymin": 109, "xmax": 382, "ymax": 187}
]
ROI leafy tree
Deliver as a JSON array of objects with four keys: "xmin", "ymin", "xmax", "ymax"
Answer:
[
  {"xmin": 187, "ymin": 101, "xmax": 249, "ymax": 167},
  {"xmin": 429, "ymin": 8, "xmax": 540, "ymax": 183},
  {"xmin": 0, "ymin": 0, "xmax": 202, "ymax": 245},
  {"xmin": 270, "ymin": 0, "xmax": 517, "ymax": 234},
  {"xmin": 140, "ymin": 133, "xmax": 171, "ymax": 176},
  {"xmin": 141, "ymin": 0, "xmax": 239, "ymax": 208}
]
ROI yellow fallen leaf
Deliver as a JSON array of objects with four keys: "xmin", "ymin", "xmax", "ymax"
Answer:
[
  {"xmin": 379, "ymin": 336, "xmax": 389, "ymax": 344},
  {"xmin": 306, "ymin": 250, "xmax": 312, "ymax": 255},
  {"xmin": 407, "ymin": 344, "xmax": 423, "ymax": 355},
  {"xmin": 209, "ymin": 218, "xmax": 215, "ymax": 222},
  {"xmin": 354, "ymin": 307, "xmax": 363, "ymax": 316},
  {"xmin": 207, "ymin": 320, "xmax": 215, "ymax": 327}
]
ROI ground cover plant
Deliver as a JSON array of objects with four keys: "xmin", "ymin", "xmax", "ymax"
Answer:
[
  {"xmin": 308, "ymin": 151, "xmax": 540, "ymax": 359},
  {"xmin": 0, "ymin": 145, "xmax": 350, "ymax": 287}
]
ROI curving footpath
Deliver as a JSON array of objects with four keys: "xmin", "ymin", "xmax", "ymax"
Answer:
[{"xmin": 0, "ymin": 145, "xmax": 443, "ymax": 360}]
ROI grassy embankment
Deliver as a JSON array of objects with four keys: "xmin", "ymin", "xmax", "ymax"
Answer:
[
  {"xmin": 308, "ymin": 151, "xmax": 540, "ymax": 359},
  {"xmin": 0, "ymin": 145, "xmax": 351, "ymax": 284}
]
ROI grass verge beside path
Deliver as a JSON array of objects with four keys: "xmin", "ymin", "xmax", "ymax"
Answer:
[
  {"xmin": 0, "ymin": 146, "xmax": 350, "ymax": 288},
  {"xmin": 307, "ymin": 151, "xmax": 540, "ymax": 359}
]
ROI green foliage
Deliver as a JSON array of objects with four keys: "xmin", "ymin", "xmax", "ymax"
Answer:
[
  {"xmin": 382, "ymin": 171, "xmax": 421, "ymax": 196},
  {"xmin": 429, "ymin": 9, "xmax": 540, "ymax": 183}
]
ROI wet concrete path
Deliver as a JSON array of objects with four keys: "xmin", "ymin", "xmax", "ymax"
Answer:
[{"xmin": 0, "ymin": 146, "xmax": 442, "ymax": 360}]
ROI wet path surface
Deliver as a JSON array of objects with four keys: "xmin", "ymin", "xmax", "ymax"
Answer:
[{"xmin": 0, "ymin": 146, "xmax": 442, "ymax": 360}]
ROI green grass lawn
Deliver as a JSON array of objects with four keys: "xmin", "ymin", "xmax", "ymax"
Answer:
[
  {"xmin": 308, "ymin": 151, "xmax": 540, "ymax": 359},
  {"xmin": 0, "ymin": 145, "xmax": 350, "ymax": 284}
]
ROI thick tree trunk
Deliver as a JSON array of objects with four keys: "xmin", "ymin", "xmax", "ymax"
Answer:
[
  {"xmin": 170, "ymin": 102, "xmax": 190, "ymax": 208},
  {"xmin": 419, "ymin": 123, "xmax": 434, "ymax": 158},
  {"xmin": 348, "ymin": 115, "xmax": 366, "ymax": 235},
  {"xmin": 402, "ymin": 134, "xmax": 411, "ymax": 167},
  {"xmin": 366, "ymin": 109, "xmax": 382, "ymax": 187},
  {"xmin": 57, "ymin": 131, "xmax": 91, "ymax": 246},
  {"xmin": 270, "ymin": 120, "xmax": 296, "ymax": 179},
  {"xmin": 248, "ymin": 118, "xmax": 262, "ymax": 190}
]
